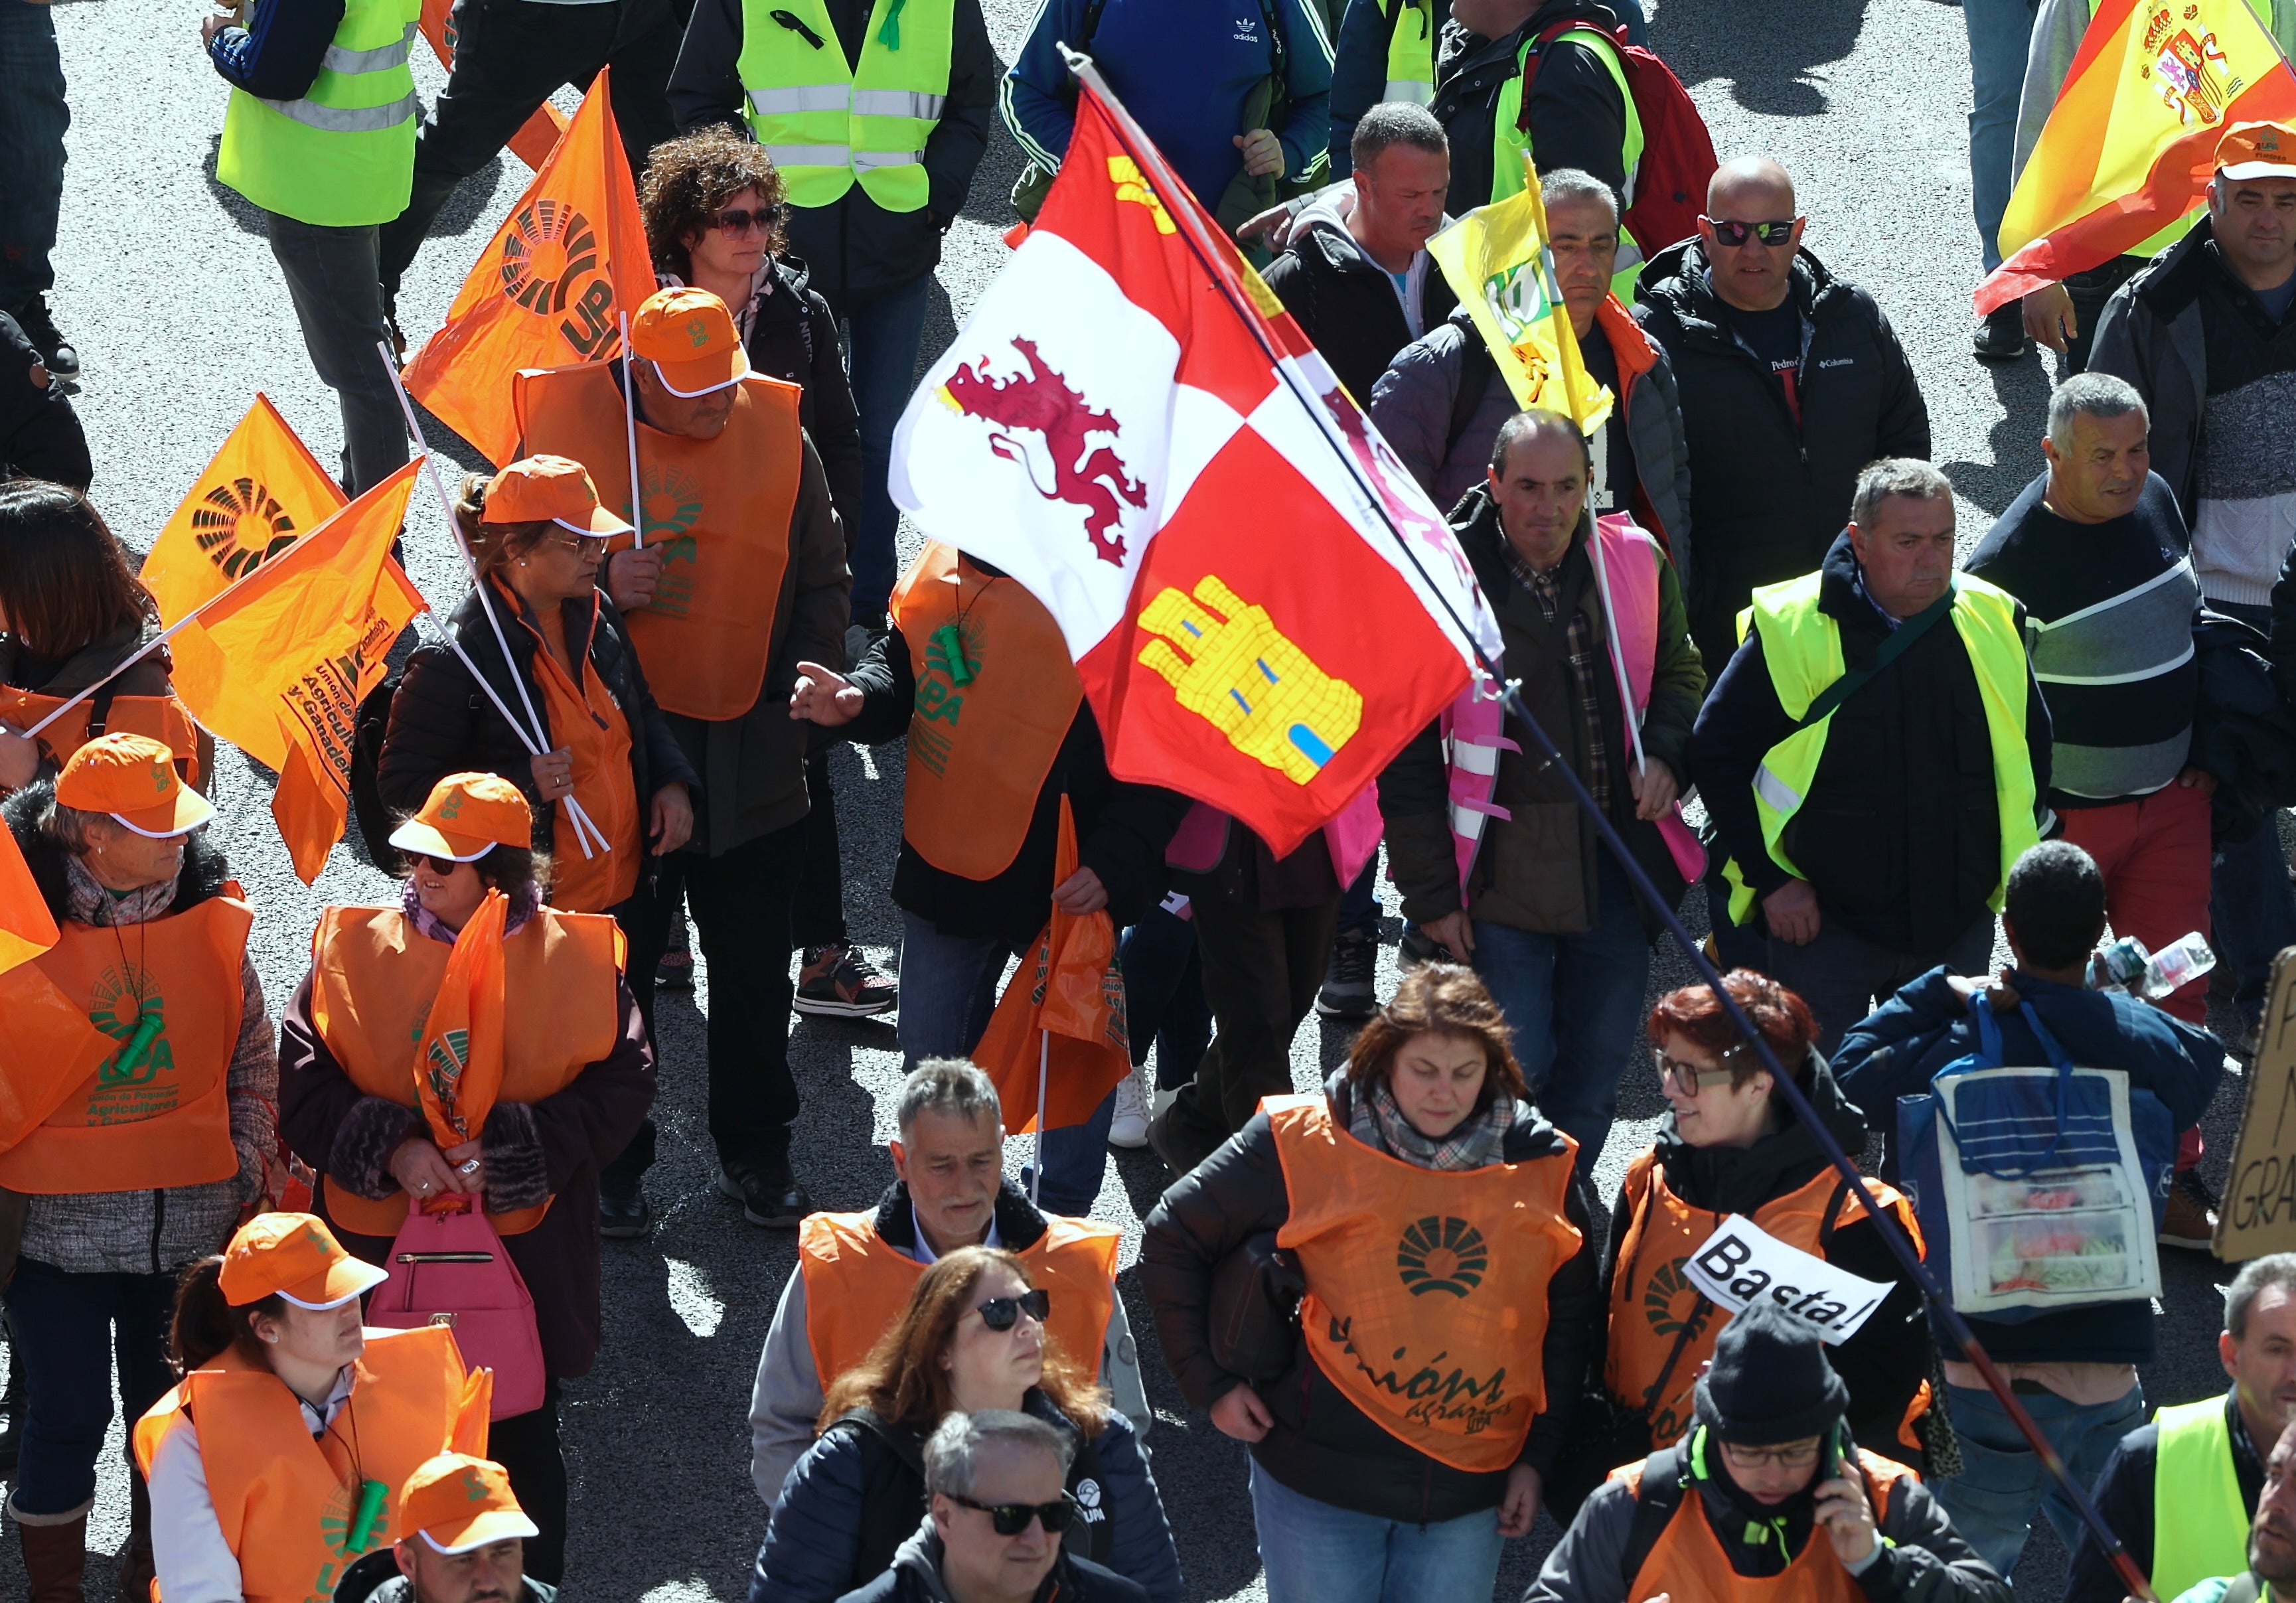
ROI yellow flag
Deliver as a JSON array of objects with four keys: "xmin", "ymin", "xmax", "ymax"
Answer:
[
  {"xmin": 140, "ymin": 395, "xmax": 348, "ymax": 627},
  {"xmin": 1426, "ymin": 162, "xmax": 1616, "ymax": 434}
]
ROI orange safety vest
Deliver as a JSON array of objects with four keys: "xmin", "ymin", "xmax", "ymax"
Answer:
[
  {"xmin": 1616, "ymin": 1446, "xmax": 1917, "ymax": 1603},
  {"xmin": 0, "ymin": 891, "xmax": 250, "ymax": 1195},
  {"xmin": 308, "ymin": 904, "xmax": 624, "ymax": 1236},
  {"xmin": 513, "ymin": 363, "xmax": 802, "ymax": 722},
  {"xmin": 133, "ymin": 1324, "xmax": 481, "ymax": 1603},
  {"xmin": 1605, "ymin": 1148, "xmax": 1926, "ymax": 1450},
  {"xmin": 525, "ymin": 602, "xmax": 641, "ymax": 913},
  {"xmin": 0, "ymin": 686, "xmax": 206, "ymax": 790},
  {"xmin": 1266, "ymin": 1094, "xmax": 1582, "ymax": 1474},
  {"xmin": 797, "ymin": 1209, "xmax": 1120, "ymax": 1388},
  {"xmin": 888, "ymin": 543, "xmax": 1083, "ymax": 881}
]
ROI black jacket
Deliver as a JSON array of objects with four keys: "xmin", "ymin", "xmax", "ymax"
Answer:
[
  {"xmin": 742, "ymin": 254, "xmax": 866, "ymax": 529},
  {"xmin": 2193, "ymin": 610, "xmax": 2296, "ymax": 842},
  {"xmin": 1139, "ymin": 1073, "xmax": 1600, "ymax": 1526},
  {"xmin": 842, "ymin": 617, "xmax": 1188, "ymax": 949},
  {"xmin": 1686, "ymin": 533, "xmax": 2052, "ymax": 956},
  {"xmin": 0, "ymin": 310, "xmax": 90, "ymax": 490},
  {"xmin": 668, "ymin": 0, "xmax": 998, "ymax": 313},
  {"xmin": 2064, "ymin": 1389, "xmax": 2263, "ymax": 1603},
  {"xmin": 834, "ymin": 1527, "xmax": 1146, "ymax": 1603},
  {"xmin": 380, "ymin": 582, "xmax": 697, "ymax": 864},
  {"xmin": 1262, "ymin": 212, "xmax": 1456, "ymax": 406},
  {"xmin": 1429, "ymin": 0, "xmax": 1628, "ymax": 212},
  {"xmin": 1634, "ymin": 239, "xmax": 1932, "ymax": 672}
]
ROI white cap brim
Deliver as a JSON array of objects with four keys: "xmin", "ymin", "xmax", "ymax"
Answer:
[
  {"xmin": 108, "ymin": 790, "xmax": 216, "ymax": 840},
  {"xmin": 420, "ymin": 1515, "xmax": 542, "ymax": 1555},
  {"xmin": 650, "ymin": 359, "xmax": 743, "ymax": 398},
  {"xmin": 387, "ymin": 820, "xmax": 493, "ymax": 862},
  {"xmin": 275, "ymin": 1258, "xmax": 388, "ymax": 1310},
  {"xmin": 2221, "ymin": 160, "xmax": 2296, "ymax": 181}
]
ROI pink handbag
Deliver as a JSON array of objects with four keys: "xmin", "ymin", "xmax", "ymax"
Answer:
[{"xmin": 368, "ymin": 1199, "xmax": 546, "ymax": 1420}]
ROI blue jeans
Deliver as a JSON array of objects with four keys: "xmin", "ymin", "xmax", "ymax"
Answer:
[
  {"xmin": 2213, "ymin": 819, "xmax": 2296, "ymax": 1029},
  {"xmin": 896, "ymin": 911, "xmax": 1110, "ymax": 1215},
  {"xmin": 1336, "ymin": 858, "xmax": 1381, "ymax": 943},
  {"xmin": 1249, "ymin": 1460, "xmax": 1504, "ymax": 1603},
  {"xmin": 0, "ymin": 0, "xmax": 68, "ymax": 313},
  {"xmin": 1962, "ymin": 0, "xmax": 2035, "ymax": 271},
  {"xmin": 1471, "ymin": 850, "xmax": 1649, "ymax": 1171},
  {"xmin": 1119, "ymin": 903, "xmax": 1211, "ymax": 1091},
  {"xmin": 1932, "ymin": 1379, "xmax": 2145, "ymax": 1577},
  {"xmin": 3, "ymin": 1257, "xmax": 176, "ymax": 1519},
  {"xmin": 842, "ymin": 272, "xmax": 934, "ymax": 617}
]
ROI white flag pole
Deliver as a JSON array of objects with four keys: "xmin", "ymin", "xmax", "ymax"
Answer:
[
  {"xmin": 1032, "ymin": 1028, "xmax": 1049, "ymax": 1207},
  {"xmin": 622, "ymin": 311, "xmax": 644, "ymax": 549},
  {"xmin": 1580, "ymin": 520, "xmax": 1648, "ymax": 773}
]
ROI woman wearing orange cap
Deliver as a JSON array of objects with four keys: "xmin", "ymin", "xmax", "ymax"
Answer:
[
  {"xmin": 0, "ymin": 732, "xmax": 277, "ymax": 1600},
  {"xmin": 277, "ymin": 771, "xmax": 654, "ymax": 1584},
  {"xmin": 135, "ymin": 1212, "xmax": 489, "ymax": 1603},
  {"xmin": 378, "ymin": 453, "xmax": 696, "ymax": 1237}
]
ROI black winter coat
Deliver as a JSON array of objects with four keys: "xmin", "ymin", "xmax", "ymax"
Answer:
[
  {"xmin": 735, "ymin": 255, "xmax": 865, "ymax": 530},
  {"xmin": 1262, "ymin": 217, "xmax": 1456, "ymax": 407},
  {"xmin": 1138, "ymin": 1074, "xmax": 1601, "ymax": 1526},
  {"xmin": 0, "ymin": 309, "xmax": 90, "ymax": 490},
  {"xmin": 378, "ymin": 582, "xmax": 697, "ymax": 865},
  {"xmin": 1635, "ymin": 239, "xmax": 1932, "ymax": 673},
  {"xmin": 1429, "ymin": 0, "xmax": 1629, "ymax": 212},
  {"xmin": 2194, "ymin": 611, "xmax": 2296, "ymax": 842}
]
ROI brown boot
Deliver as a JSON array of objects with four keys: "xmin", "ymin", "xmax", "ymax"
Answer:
[{"xmin": 19, "ymin": 1515, "xmax": 87, "ymax": 1603}]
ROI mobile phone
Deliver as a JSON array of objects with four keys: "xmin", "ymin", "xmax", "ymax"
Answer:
[{"xmin": 1817, "ymin": 1422, "xmax": 1841, "ymax": 1487}]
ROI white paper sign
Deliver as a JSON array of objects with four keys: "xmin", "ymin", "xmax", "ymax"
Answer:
[{"xmin": 1681, "ymin": 1214, "xmax": 1895, "ymax": 1346}]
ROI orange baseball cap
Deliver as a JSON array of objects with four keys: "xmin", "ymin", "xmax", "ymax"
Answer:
[
  {"xmin": 54, "ymin": 733, "xmax": 214, "ymax": 839},
  {"xmin": 483, "ymin": 455, "xmax": 630, "ymax": 538},
  {"xmin": 219, "ymin": 1213, "xmax": 388, "ymax": 1310},
  {"xmin": 2218, "ymin": 121, "xmax": 2296, "ymax": 180},
  {"xmin": 388, "ymin": 772, "xmax": 533, "ymax": 864},
  {"xmin": 633, "ymin": 287, "xmax": 750, "ymax": 398},
  {"xmin": 400, "ymin": 1454, "xmax": 542, "ymax": 1555}
]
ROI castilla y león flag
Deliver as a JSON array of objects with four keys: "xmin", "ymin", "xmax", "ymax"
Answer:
[
  {"xmin": 891, "ymin": 82, "xmax": 1496, "ymax": 856},
  {"xmin": 1975, "ymin": 0, "xmax": 2296, "ymax": 313},
  {"xmin": 139, "ymin": 394, "xmax": 348, "ymax": 625},
  {"xmin": 404, "ymin": 68, "xmax": 651, "ymax": 466},
  {"xmin": 168, "ymin": 459, "xmax": 425, "ymax": 883}
]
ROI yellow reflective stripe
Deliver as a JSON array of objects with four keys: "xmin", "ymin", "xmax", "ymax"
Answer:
[
  {"xmin": 765, "ymin": 142, "xmax": 851, "ymax": 166},
  {"xmin": 259, "ymin": 92, "xmax": 418, "ymax": 131},
  {"xmin": 749, "ymin": 84, "xmax": 852, "ymax": 113},
  {"xmin": 852, "ymin": 88, "xmax": 945, "ymax": 118},
  {"xmin": 321, "ymin": 21, "xmax": 416, "ymax": 73}
]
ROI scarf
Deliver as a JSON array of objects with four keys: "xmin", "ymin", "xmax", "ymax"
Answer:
[
  {"xmin": 400, "ymin": 874, "xmax": 538, "ymax": 945},
  {"xmin": 1350, "ymin": 1076, "xmax": 1516, "ymax": 1171}
]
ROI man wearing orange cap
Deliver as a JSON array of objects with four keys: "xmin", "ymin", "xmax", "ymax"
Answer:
[
  {"xmin": 516, "ymin": 285, "xmax": 850, "ymax": 1226},
  {"xmin": 2092, "ymin": 117, "xmax": 2296, "ymax": 1063},
  {"xmin": 373, "ymin": 1453, "xmax": 554, "ymax": 1603},
  {"xmin": 1, "ymin": 733, "xmax": 277, "ymax": 1599}
]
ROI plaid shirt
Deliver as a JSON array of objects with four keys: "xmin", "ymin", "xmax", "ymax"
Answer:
[{"xmin": 1507, "ymin": 544, "xmax": 1614, "ymax": 814}]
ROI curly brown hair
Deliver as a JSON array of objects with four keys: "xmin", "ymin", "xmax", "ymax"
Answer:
[
  {"xmin": 818, "ymin": 1246, "xmax": 1110, "ymax": 1440},
  {"xmin": 1343, "ymin": 963, "xmax": 1527, "ymax": 1113},
  {"xmin": 639, "ymin": 127, "xmax": 789, "ymax": 281}
]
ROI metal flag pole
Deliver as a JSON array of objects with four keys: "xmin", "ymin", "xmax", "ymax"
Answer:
[{"xmin": 622, "ymin": 310, "xmax": 645, "ymax": 548}]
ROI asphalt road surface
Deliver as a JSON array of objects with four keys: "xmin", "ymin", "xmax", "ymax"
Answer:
[{"xmin": 21, "ymin": 0, "xmax": 2262, "ymax": 1596}]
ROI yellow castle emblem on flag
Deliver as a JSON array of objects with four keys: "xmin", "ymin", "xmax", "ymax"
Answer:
[{"xmin": 1138, "ymin": 575, "xmax": 1361, "ymax": 785}]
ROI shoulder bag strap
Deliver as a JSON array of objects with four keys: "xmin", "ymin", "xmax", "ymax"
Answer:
[{"xmin": 1790, "ymin": 583, "xmax": 1957, "ymax": 735}]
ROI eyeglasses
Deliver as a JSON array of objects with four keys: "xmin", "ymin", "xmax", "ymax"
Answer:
[
  {"xmin": 1657, "ymin": 1047, "xmax": 1744, "ymax": 1097},
  {"xmin": 943, "ymin": 1491, "xmax": 1079, "ymax": 1536},
  {"xmin": 1703, "ymin": 216, "xmax": 1798, "ymax": 248},
  {"xmin": 713, "ymin": 205, "xmax": 785, "ymax": 234},
  {"xmin": 1719, "ymin": 1438, "xmax": 1824, "ymax": 1470},
  {"xmin": 975, "ymin": 1288, "xmax": 1051, "ymax": 1332},
  {"xmin": 405, "ymin": 852, "xmax": 470, "ymax": 876},
  {"xmin": 531, "ymin": 528, "xmax": 591, "ymax": 554}
]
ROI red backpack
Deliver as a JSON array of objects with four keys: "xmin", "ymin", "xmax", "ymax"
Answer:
[{"xmin": 1533, "ymin": 21, "xmax": 1719, "ymax": 257}]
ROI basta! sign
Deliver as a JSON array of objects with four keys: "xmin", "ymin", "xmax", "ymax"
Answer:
[
  {"xmin": 2218, "ymin": 948, "xmax": 2296, "ymax": 1260},
  {"xmin": 1682, "ymin": 1214, "xmax": 1894, "ymax": 1346}
]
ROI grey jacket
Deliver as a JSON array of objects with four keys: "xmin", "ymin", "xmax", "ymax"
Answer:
[
  {"xmin": 1368, "ymin": 297, "xmax": 1692, "ymax": 575},
  {"xmin": 2090, "ymin": 220, "xmax": 2218, "ymax": 527}
]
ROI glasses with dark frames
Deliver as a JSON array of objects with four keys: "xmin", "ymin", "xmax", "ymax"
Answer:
[
  {"xmin": 713, "ymin": 204, "xmax": 787, "ymax": 234},
  {"xmin": 974, "ymin": 1288, "xmax": 1051, "ymax": 1332},
  {"xmin": 1657, "ymin": 1043, "xmax": 1746, "ymax": 1097},
  {"xmin": 943, "ymin": 1491, "xmax": 1079, "ymax": 1536},
  {"xmin": 1702, "ymin": 216, "xmax": 1798, "ymax": 248}
]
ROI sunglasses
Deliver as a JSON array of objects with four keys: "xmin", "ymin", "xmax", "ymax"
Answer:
[
  {"xmin": 1703, "ymin": 216, "xmax": 1798, "ymax": 248},
  {"xmin": 943, "ymin": 1491, "xmax": 1079, "ymax": 1536},
  {"xmin": 1657, "ymin": 1047, "xmax": 1744, "ymax": 1097},
  {"xmin": 975, "ymin": 1288, "xmax": 1051, "ymax": 1332},
  {"xmin": 714, "ymin": 205, "xmax": 786, "ymax": 234},
  {"xmin": 405, "ymin": 852, "xmax": 471, "ymax": 876}
]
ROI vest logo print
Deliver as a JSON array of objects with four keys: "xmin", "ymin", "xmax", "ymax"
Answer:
[
  {"xmin": 639, "ymin": 465, "xmax": 704, "ymax": 617},
  {"xmin": 425, "ymin": 1028, "xmax": 473, "ymax": 1140},
  {"xmin": 497, "ymin": 198, "xmax": 620, "ymax": 358},
  {"xmin": 87, "ymin": 966, "xmax": 181, "ymax": 1122},
  {"xmin": 909, "ymin": 614, "xmax": 980, "ymax": 779},
  {"xmin": 936, "ymin": 336, "xmax": 1148, "ymax": 566},
  {"xmin": 1074, "ymin": 1476, "xmax": 1106, "ymax": 1523},
  {"xmin": 1137, "ymin": 574, "xmax": 1363, "ymax": 784},
  {"xmin": 191, "ymin": 476, "xmax": 299, "ymax": 579},
  {"xmin": 1396, "ymin": 1215, "xmax": 1490, "ymax": 1298},
  {"xmin": 1107, "ymin": 157, "xmax": 1176, "ymax": 234}
]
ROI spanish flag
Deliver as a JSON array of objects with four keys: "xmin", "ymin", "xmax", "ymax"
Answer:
[
  {"xmin": 1976, "ymin": 0, "xmax": 2296, "ymax": 313},
  {"xmin": 168, "ymin": 459, "xmax": 426, "ymax": 883},
  {"xmin": 0, "ymin": 830, "xmax": 116, "ymax": 1148},
  {"xmin": 404, "ymin": 69, "xmax": 653, "ymax": 467},
  {"xmin": 139, "ymin": 395, "xmax": 346, "ymax": 627},
  {"xmin": 417, "ymin": 0, "xmax": 567, "ymax": 172}
]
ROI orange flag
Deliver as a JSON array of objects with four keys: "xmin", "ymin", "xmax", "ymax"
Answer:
[
  {"xmin": 414, "ymin": 888, "xmax": 508, "ymax": 1146},
  {"xmin": 140, "ymin": 394, "xmax": 347, "ymax": 626},
  {"xmin": 404, "ymin": 69, "xmax": 653, "ymax": 466},
  {"xmin": 169, "ymin": 459, "xmax": 427, "ymax": 882},
  {"xmin": 0, "ymin": 829, "xmax": 120, "ymax": 1148},
  {"xmin": 1976, "ymin": 0, "xmax": 2296, "ymax": 312},
  {"xmin": 972, "ymin": 799, "xmax": 1132, "ymax": 1133},
  {"xmin": 0, "ymin": 822, "xmax": 59, "ymax": 977},
  {"xmin": 417, "ymin": 0, "xmax": 568, "ymax": 172}
]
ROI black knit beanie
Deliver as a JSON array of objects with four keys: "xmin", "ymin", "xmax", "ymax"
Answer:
[{"xmin": 1693, "ymin": 1298, "xmax": 1851, "ymax": 1447}]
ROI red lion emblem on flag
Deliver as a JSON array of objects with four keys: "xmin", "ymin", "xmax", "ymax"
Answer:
[{"xmin": 940, "ymin": 337, "xmax": 1148, "ymax": 566}]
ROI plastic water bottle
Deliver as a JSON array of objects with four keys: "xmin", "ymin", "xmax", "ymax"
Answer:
[{"xmin": 2087, "ymin": 933, "xmax": 2216, "ymax": 998}]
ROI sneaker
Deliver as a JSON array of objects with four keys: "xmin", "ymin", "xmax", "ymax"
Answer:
[
  {"xmin": 1109, "ymin": 1067, "xmax": 1151, "ymax": 1149},
  {"xmin": 599, "ymin": 1182, "xmax": 651, "ymax": 1238},
  {"xmin": 655, "ymin": 947, "xmax": 694, "ymax": 990},
  {"xmin": 1399, "ymin": 925, "xmax": 1440, "ymax": 970},
  {"xmin": 13, "ymin": 295, "xmax": 76, "ymax": 380},
  {"xmin": 794, "ymin": 943, "xmax": 898, "ymax": 1017},
  {"xmin": 2160, "ymin": 1168, "xmax": 2220, "ymax": 1251},
  {"xmin": 1316, "ymin": 931, "xmax": 1377, "ymax": 1018},
  {"xmin": 716, "ymin": 1160, "xmax": 812, "ymax": 1227},
  {"xmin": 1972, "ymin": 303, "xmax": 2028, "ymax": 363}
]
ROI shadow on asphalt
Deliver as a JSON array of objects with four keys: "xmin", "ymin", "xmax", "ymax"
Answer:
[{"xmin": 1653, "ymin": 0, "xmax": 1871, "ymax": 118}]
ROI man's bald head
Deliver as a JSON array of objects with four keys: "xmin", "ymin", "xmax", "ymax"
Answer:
[
  {"xmin": 1699, "ymin": 157, "xmax": 1805, "ymax": 313},
  {"xmin": 1709, "ymin": 157, "xmax": 1796, "ymax": 216}
]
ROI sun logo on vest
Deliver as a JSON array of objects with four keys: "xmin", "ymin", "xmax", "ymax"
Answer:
[
  {"xmin": 498, "ymin": 198, "xmax": 619, "ymax": 358},
  {"xmin": 1137, "ymin": 573, "xmax": 1362, "ymax": 785},
  {"xmin": 2139, "ymin": 9, "xmax": 2232, "ymax": 127},
  {"xmin": 640, "ymin": 465, "xmax": 702, "ymax": 553},
  {"xmin": 1396, "ymin": 1215, "xmax": 1490, "ymax": 1298},
  {"xmin": 936, "ymin": 336, "xmax": 1147, "ymax": 566},
  {"xmin": 315, "ymin": 1478, "xmax": 370, "ymax": 1559},
  {"xmin": 89, "ymin": 967, "xmax": 170, "ymax": 1090},
  {"xmin": 1642, "ymin": 1255, "xmax": 1715, "ymax": 1341},
  {"xmin": 191, "ymin": 477, "xmax": 299, "ymax": 580}
]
